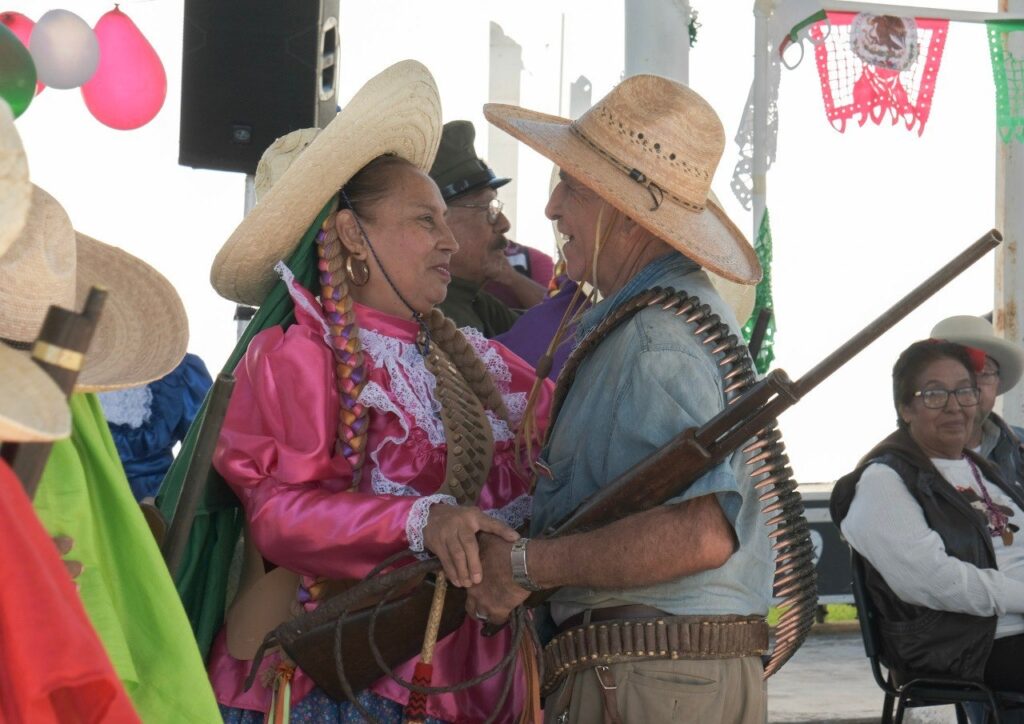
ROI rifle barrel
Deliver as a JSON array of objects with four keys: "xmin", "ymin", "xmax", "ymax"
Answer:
[
  {"xmin": 162, "ymin": 372, "xmax": 236, "ymax": 577},
  {"xmin": 792, "ymin": 229, "xmax": 1000, "ymax": 399}
]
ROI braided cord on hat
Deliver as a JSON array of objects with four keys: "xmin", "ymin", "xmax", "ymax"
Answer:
[{"xmin": 316, "ymin": 216, "xmax": 369, "ymax": 487}]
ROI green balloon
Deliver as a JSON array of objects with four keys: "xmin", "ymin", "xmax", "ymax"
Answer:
[{"xmin": 0, "ymin": 24, "xmax": 36, "ymax": 118}]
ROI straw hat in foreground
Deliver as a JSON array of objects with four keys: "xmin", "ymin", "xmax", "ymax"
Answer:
[
  {"xmin": 0, "ymin": 99, "xmax": 30, "ymax": 259},
  {"xmin": 0, "ymin": 185, "xmax": 188, "ymax": 392},
  {"xmin": 0, "ymin": 103, "xmax": 68, "ymax": 442},
  {"xmin": 211, "ymin": 59, "xmax": 443, "ymax": 307}
]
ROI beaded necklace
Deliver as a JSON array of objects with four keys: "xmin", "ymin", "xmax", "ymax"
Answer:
[{"xmin": 964, "ymin": 455, "xmax": 1015, "ymax": 546}]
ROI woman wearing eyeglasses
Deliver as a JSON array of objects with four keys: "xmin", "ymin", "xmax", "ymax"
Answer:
[{"xmin": 831, "ymin": 339, "xmax": 1024, "ymax": 691}]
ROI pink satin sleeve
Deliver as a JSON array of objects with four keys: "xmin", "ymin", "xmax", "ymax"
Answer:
[{"xmin": 213, "ymin": 323, "xmax": 421, "ymax": 579}]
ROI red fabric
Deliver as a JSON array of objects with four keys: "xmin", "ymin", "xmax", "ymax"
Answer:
[
  {"xmin": 964, "ymin": 346, "xmax": 988, "ymax": 374},
  {"xmin": 0, "ymin": 460, "xmax": 139, "ymax": 724},
  {"xmin": 812, "ymin": 12, "xmax": 948, "ymax": 136}
]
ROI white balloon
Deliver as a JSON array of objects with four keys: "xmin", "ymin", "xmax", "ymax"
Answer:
[{"xmin": 29, "ymin": 10, "xmax": 100, "ymax": 89}]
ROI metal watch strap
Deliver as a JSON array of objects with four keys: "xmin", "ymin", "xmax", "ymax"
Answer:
[{"xmin": 510, "ymin": 537, "xmax": 543, "ymax": 591}]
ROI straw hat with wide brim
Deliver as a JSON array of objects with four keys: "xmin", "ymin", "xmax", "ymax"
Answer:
[
  {"xmin": 485, "ymin": 74, "xmax": 761, "ymax": 285},
  {"xmin": 211, "ymin": 60, "xmax": 443, "ymax": 307},
  {"xmin": 545, "ymin": 163, "xmax": 756, "ymax": 323},
  {"xmin": 0, "ymin": 104, "xmax": 69, "ymax": 442},
  {"xmin": 931, "ymin": 315, "xmax": 1024, "ymax": 394},
  {"xmin": 0, "ymin": 343, "xmax": 70, "ymax": 442},
  {"xmin": 0, "ymin": 100, "xmax": 30, "ymax": 259},
  {"xmin": 0, "ymin": 185, "xmax": 188, "ymax": 392}
]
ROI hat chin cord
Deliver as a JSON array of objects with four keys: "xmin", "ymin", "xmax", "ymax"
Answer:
[{"xmin": 341, "ymin": 189, "xmax": 433, "ymax": 354}]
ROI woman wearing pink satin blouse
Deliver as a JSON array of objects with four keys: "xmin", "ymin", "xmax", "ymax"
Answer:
[{"xmin": 205, "ymin": 62, "xmax": 550, "ymax": 724}]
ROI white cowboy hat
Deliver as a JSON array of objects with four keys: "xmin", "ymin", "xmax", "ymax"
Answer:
[
  {"xmin": 485, "ymin": 74, "xmax": 761, "ymax": 285},
  {"xmin": 0, "ymin": 185, "xmax": 188, "ymax": 392},
  {"xmin": 931, "ymin": 315, "xmax": 1024, "ymax": 394},
  {"xmin": 0, "ymin": 99, "xmax": 30, "ymax": 259},
  {"xmin": 210, "ymin": 60, "xmax": 443, "ymax": 306}
]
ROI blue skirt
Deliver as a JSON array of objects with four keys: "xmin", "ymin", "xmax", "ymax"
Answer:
[{"xmin": 219, "ymin": 687, "xmax": 447, "ymax": 723}]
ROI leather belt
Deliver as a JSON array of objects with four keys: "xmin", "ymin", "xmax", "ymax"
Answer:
[
  {"xmin": 556, "ymin": 604, "xmax": 670, "ymax": 633},
  {"xmin": 541, "ymin": 613, "xmax": 769, "ymax": 697}
]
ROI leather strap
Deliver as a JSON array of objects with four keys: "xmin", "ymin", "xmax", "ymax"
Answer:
[
  {"xmin": 594, "ymin": 665, "xmax": 623, "ymax": 724},
  {"xmin": 541, "ymin": 614, "xmax": 768, "ymax": 696},
  {"xmin": 557, "ymin": 604, "xmax": 670, "ymax": 633}
]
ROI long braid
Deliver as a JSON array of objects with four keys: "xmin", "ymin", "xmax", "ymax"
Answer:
[
  {"xmin": 316, "ymin": 215, "xmax": 369, "ymax": 486},
  {"xmin": 426, "ymin": 309, "xmax": 510, "ymax": 423}
]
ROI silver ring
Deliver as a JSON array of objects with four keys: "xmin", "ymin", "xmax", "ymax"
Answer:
[{"xmin": 474, "ymin": 612, "xmax": 489, "ymax": 622}]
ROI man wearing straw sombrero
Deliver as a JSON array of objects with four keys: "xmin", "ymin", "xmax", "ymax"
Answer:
[
  {"xmin": 467, "ymin": 77, "xmax": 773, "ymax": 722},
  {"xmin": 0, "ymin": 171, "xmax": 222, "ymax": 721}
]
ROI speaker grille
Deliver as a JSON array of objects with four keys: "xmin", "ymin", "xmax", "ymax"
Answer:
[{"xmin": 179, "ymin": 0, "xmax": 339, "ymax": 174}]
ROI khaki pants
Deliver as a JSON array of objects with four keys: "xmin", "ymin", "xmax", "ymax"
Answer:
[{"xmin": 542, "ymin": 656, "xmax": 767, "ymax": 724}]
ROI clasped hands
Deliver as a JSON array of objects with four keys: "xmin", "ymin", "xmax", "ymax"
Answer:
[{"xmin": 421, "ymin": 504, "xmax": 531, "ymax": 625}]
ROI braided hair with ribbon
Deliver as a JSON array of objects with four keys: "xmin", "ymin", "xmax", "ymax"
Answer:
[{"xmin": 317, "ymin": 155, "xmax": 513, "ymax": 488}]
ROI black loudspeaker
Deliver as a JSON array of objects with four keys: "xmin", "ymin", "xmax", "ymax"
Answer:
[{"xmin": 179, "ymin": 0, "xmax": 339, "ymax": 174}]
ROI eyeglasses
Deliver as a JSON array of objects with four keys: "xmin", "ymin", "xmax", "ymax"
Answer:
[
  {"xmin": 449, "ymin": 198, "xmax": 504, "ymax": 225},
  {"xmin": 912, "ymin": 386, "xmax": 981, "ymax": 409}
]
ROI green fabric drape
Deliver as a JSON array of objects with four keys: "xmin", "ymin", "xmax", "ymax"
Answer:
[
  {"xmin": 987, "ymin": 20, "xmax": 1024, "ymax": 143},
  {"xmin": 741, "ymin": 208, "xmax": 776, "ymax": 374},
  {"xmin": 156, "ymin": 203, "xmax": 330, "ymax": 658},
  {"xmin": 33, "ymin": 394, "xmax": 220, "ymax": 723}
]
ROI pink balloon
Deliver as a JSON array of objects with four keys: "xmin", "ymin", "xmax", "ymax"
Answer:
[
  {"xmin": 81, "ymin": 7, "xmax": 166, "ymax": 130},
  {"xmin": 0, "ymin": 12, "xmax": 44, "ymax": 93}
]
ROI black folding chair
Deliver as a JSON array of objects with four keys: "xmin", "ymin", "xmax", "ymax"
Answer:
[{"xmin": 850, "ymin": 550, "xmax": 1024, "ymax": 724}]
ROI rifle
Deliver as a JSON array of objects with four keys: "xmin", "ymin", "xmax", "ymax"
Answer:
[
  {"xmin": 252, "ymin": 229, "xmax": 1001, "ymax": 699},
  {"xmin": 1, "ymin": 287, "xmax": 107, "ymax": 499},
  {"xmin": 525, "ymin": 228, "xmax": 1001, "ymax": 601},
  {"xmin": 161, "ymin": 372, "xmax": 236, "ymax": 578}
]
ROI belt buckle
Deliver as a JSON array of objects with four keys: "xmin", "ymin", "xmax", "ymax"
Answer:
[{"xmin": 594, "ymin": 664, "xmax": 616, "ymax": 691}]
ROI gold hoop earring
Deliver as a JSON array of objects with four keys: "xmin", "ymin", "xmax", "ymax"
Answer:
[{"xmin": 345, "ymin": 256, "xmax": 370, "ymax": 287}]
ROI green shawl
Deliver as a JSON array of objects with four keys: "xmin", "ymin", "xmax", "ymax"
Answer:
[
  {"xmin": 33, "ymin": 393, "xmax": 221, "ymax": 722},
  {"xmin": 156, "ymin": 204, "xmax": 327, "ymax": 658}
]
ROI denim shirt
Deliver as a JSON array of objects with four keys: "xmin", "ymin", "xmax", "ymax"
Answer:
[{"xmin": 530, "ymin": 252, "xmax": 773, "ymax": 618}]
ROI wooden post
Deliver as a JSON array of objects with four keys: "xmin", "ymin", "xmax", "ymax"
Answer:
[{"xmin": 0, "ymin": 287, "xmax": 107, "ymax": 498}]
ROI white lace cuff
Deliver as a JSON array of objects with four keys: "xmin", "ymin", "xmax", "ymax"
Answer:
[{"xmin": 406, "ymin": 494, "xmax": 458, "ymax": 554}]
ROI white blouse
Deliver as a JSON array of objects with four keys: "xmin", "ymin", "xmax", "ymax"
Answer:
[{"xmin": 841, "ymin": 458, "xmax": 1024, "ymax": 639}]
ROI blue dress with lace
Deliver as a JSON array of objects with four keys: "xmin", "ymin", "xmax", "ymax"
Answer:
[{"xmin": 98, "ymin": 353, "xmax": 213, "ymax": 501}]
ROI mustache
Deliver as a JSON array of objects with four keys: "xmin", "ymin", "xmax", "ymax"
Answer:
[{"xmin": 491, "ymin": 236, "xmax": 511, "ymax": 251}]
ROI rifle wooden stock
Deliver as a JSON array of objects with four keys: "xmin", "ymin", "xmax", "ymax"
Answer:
[
  {"xmin": 516, "ymin": 228, "xmax": 1001, "ymax": 610},
  {"xmin": 162, "ymin": 372, "xmax": 236, "ymax": 578},
  {"xmin": 0, "ymin": 287, "xmax": 107, "ymax": 499}
]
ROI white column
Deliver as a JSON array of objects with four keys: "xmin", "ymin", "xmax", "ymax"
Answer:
[
  {"xmin": 235, "ymin": 175, "xmax": 259, "ymax": 340},
  {"xmin": 488, "ymin": 21, "xmax": 523, "ymax": 239},
  {"xmin": 624, "ymin": 0, "xmax": 691, "ymax": 82},
  {"xmin": 995, "ymin": 0, "xmax": 1024, "ymax": 426},
  {"xmin": 751, "ymin": 0, "xmax": 773, "ymax": 247}
]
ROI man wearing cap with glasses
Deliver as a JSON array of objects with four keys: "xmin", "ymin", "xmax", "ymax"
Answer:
[
  {"xmin": 463, "ymin": 77, "xmax": 773, "ymax": 722},
  {"xmin": 932, "ymin": 315, "xmax": 1024, "ymax": 489},
  {"xmin": 430, "ymin": 120, "xmax": 548, "ymax": 337}
]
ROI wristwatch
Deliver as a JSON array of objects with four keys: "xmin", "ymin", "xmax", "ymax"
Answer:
[{"xmin": 510, "ymin": 537, "xmax": 543, "ymax": 591}]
